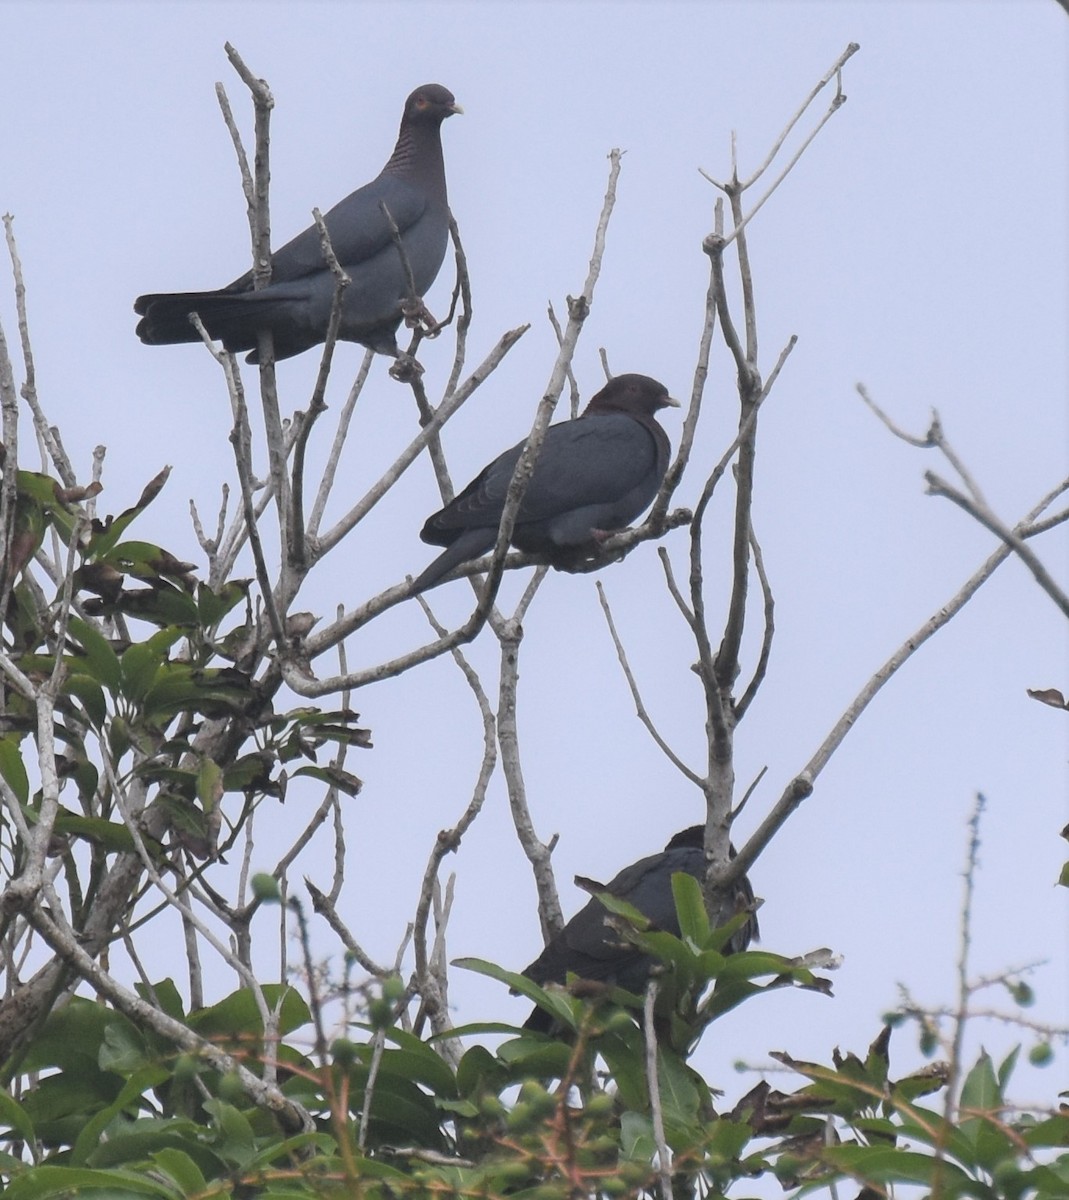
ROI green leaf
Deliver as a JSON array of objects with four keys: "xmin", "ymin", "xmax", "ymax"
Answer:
[
  {"xmin": 672, "ymin": 871, "xmax": 710, "ymax": 943},
  {"xmin": 456, "ymin": 1045, "xmax": 506, "ymax": 1100},
  {"xmin": 84, "ymin": 468, "xmax": 170, "ymax": 560},
  {"xmin": 52, "ymin": 809, "xmax": 137, "ymax": 854},
  {"xmin": 823, "ymin": 1144, "xmax": 975, "ymax": 1191},
  {"xmin": 454, "ymin": 957, "xmax": 578, "ymax": 1031},
  {"xmin": 998, "ymin": 1045, "xmax": 1021, "ymax": 1089},
  {"xmin": 3, "ymin": 1164, "xmax": 178, "ymax": 1199},
  {"xmin": 197, "ymin": 579, "xmax": 249, "ymax": 629},
  {"xmin": 0, "ymin": 736, "xmax": 30, "ymax": 804},
  {"xmin": 133, "ymin": 978, "xmax": 186, "ymax": 1021},
  {"xmin": 620, "ymin": 1111, "xmax": 655, "ymax": 1160},
  {"xmin": 196, "ymin": 757, "xmax": 223, "ymax": 812},
  {"xmin": 119, "ymin": 644, "xmax": 162, "ymax": 705},
  {"xmin": 201, "ymin": 1099, "xmax": 255, "ymax": 1169},
  {"xmin": 960, "ymin": 1050, "xmax": 1001, "ymax": 1115},
  {"xmin": 68, "ymin": 617, "xmax": 122, "ymax": 692},
  {"xmin": 65, "ymin": 674, "xmax": 108, "ymax": 728},
  {"xmin": 656, "ymin": 1045, "xmax": 701, "ymax": 1131},
  {"xmin": 149, "ymin": 1147, "xmax": 207, "ymax": 1195},
  {"xmin": 378, "ymin": 1027, "xmax": 459, "ymax": 1099},
  {"xmin": 706, "ymin": 1116, "xmax": 752, "ymax": 1163},
  {"xmin": 291, "ymin": 763, "xmax": 363, "ymax": 797},
  {"xmin": 98, "ymin": 1022, "xmax": 149, "ymax": 1075},
  {"xmin": 71, "ymin": 1065, "xmax": 169, "ymax": 1166},
  {"xmin": 0, "ymin": 1087, "xmax": 36, "ymax": 1146},
  {"xmin": 189, "ymin": 984, "xmax": 309, "ymax": 1040}
]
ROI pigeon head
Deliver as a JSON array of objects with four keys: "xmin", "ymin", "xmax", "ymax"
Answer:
[
  {"xmin": 404, "ymin": 84, "xmax": 463, "ymax": 125},
  {"xmin": 584, "ymin": 373, "xmax": 680, "ymax": 418}
]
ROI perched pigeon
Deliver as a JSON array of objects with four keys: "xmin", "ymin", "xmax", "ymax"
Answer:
[
  {"xmin": 135, "ymin": 84, "xmax": 461, "ymax": 363},
  {"xmin": 412, "ymin": 373, "xmax": 679, "ymax": 593},
  {"xmin": 521, "ymin": 826, "xmax": 758, "ymax": 1032}
]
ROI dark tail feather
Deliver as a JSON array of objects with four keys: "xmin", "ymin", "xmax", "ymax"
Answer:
[
  {"xmin": 522, "ymin": 1004, "xmax": 554, "ymax": 1033},
  {"xmin": 409, "ymin": 529, "xmax": 495, "ymax": 595},
  {"xmin": 135, "ymin": 291, "xmax": 260, "ymax": 349}
]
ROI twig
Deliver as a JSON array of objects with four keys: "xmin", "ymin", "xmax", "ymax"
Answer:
[
  {"xmin": 190, "ymin": 314, "xmax": 287, "ymax": 648},
  {"xmin": 926, "ymin": 471, "xmax": 1069, "ymax": 620},
  {"xmin": 934, "ymin": 794, "xmax": 987, "ymax": 1189},
  {"xmin": 497, "ymin": 616, "xmax": 563, "ymax": 939},
  {"xmin": 440, "ymin": 216, "xmax": 473, "ymax": 406},
  {"xmin": 700, "ymin": 44, "xmax": 859, "ymax": 250},
  {"xmin": 411, "ymin": 596, "xmax": 496, "ymax": 1039},
  {"xmin": 306, "ymin": 883, "xmax": 389, "ymax": 977},
  {"xmin": 855, "ymin": 382, "xmax": 933, "ymax": 448},
  {"xmin": 221, "ymin": 43, "xmax": 274, "ymax": 286},
  {"xmin": 596, "ymin": 582, "xmax": 702, "ymax": 785},
  {"xmin": 644, "ymin": 981, "xmax": 674, "ymax": 1200},
  {"xmin": 653, "ymin": 250, "xmax": 717, "ymax": 521},
  {"xmin": 3, "ymin": 215, "xmax": 74, "ymax": 485},
  {"xmin": 736, "ymin": 525, "xmax": 774, "ymax": 719},
  {"xmin": 307, "ymin": 352, "xmax": 373, "ymax": 540},
  {"xmin": 723, "ymin": 477, "xmax": 1069, "ymax": 888},
  {"xmin": 859, "ymin": 384, "xmax": 1069, "ymax": 618},
  {"xmin": 291, "ymin": 209, "xmax": 351, "ymax": 569},
  {"xmin": 316, "ymin": 324, "xmax": 528, "ymax": 554}
]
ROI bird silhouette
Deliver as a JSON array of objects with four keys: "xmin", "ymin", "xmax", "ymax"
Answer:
[
  {"xmin": 412, "ymin": 373, "xmax": 678, "ymax": 593},
  {"xmin": 135, "ymin": 84, "xmax": 461, "ymax": 363}
]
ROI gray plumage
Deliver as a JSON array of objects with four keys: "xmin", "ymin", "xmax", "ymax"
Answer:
[
  {"xmin": 522, "ymin": 826, "xmax": 759, "ymax": 1032},
  {"xmin": 412, "ymin": 373, "xmax": 679, "ymax": 593},
  {"xmin": 135, "ymin": 84, "xmax": 461, "ymax": 362}
]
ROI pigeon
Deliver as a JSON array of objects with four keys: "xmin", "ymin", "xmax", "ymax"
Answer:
[
  {"xmin": 135, "ymin": 84, "xmax": 461, "ymax": 363},
  {"xmin": 411, "ymin": 373, "xmax": 679, "ymax": 593},
  {"xmin": 521, "ymin": 826, "xmax": 758, "ymax": 1032}
]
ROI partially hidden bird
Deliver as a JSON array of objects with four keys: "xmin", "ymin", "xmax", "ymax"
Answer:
[
  {"xmin": 411, "ymin": 373, "xmax": 679, "ymax": 593},
  {"xmin": 134, "ymin": 84, "xmax": 461, "ymax": 363},
  {"xmin": 521, "ymin": 826, "xmax": 759, "ymax": 1032}
]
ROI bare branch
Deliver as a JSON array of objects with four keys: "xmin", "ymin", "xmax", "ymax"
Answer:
[
  {"xmin": 856, "ymin": 382, "xmax": 934, "ymax": 448},
  {"xmin": 735, "ymin": 524, "xmax": 774, "ymax": 719},
  {"xmin": 700, "ymin": 43, "xmax": 859, "ymax": 250},
  {"xmin": 596, "ymin": 581, "xmax": 703, "ymax": 785},
  {"xmin": 291, "ymin": 209, "xmax": 352, "ymax": 568},
  {"xmin": 316, "ymin": 324, "xmax": 528, "ymax": 554},
  {"xmin": 28, "ymin": 877, "xmax": 312, "ymax": 1132},
  {"xmin": 411, "ymin": 596, "xmax": 497, "ymax": 1037},
  {"xmin": 944, "ymin": 794, "xmax": 986, "ymax": 1133},
  {"xmin": 926, "ymin": 470, "xmax": 1069, "ymax": 620},
  {"xmin": 497, "ymin": 615, "xmax": 563, "ymax": 938},
  {"xmin": 221, "ymin": 43, "xmax": 274, "ymax": 286},
  {"xmin": 724, "ymin": 478, "xmax": 1069, "ymax": 887},
  {"xmin": 307, "ymin": 352, "xmax": 373, "ymax": 540},
  {"xmin": 644, "ymin": 981, "xmax": 674, "ymax": 1200},
  {"xmin": 190, "ymin": 314, "xmax": 286, "ymax": 648},
  {"xmin": 4, "ymin": 216, "xmax": 73, "ymax": 485}
]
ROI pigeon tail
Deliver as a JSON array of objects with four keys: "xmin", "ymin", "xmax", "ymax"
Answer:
[{"xmin": 409, "ymin": 528, "xmax": 495, "ymax": 595}]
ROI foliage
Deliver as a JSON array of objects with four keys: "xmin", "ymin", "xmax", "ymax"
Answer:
[{"xmin": 0, "ymin": 917, "xmax": 1066, "ymax": 1198}]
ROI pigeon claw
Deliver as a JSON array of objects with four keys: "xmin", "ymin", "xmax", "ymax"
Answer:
[
  {"xmin": 400, "ymin": 297, "xmax": 442, "ymax": 338},
  {"xmin": 389, "ymin": 352, "xmax": 425, "ymax": 382}
]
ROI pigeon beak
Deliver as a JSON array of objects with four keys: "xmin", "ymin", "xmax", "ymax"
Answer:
[
  {"xmin": 660, "ymin": 394, "xmax": 682, "ymax": 409},
  {"xmin": 449, "ymin": 102, "xmax": 465, "ymax": 116}
]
